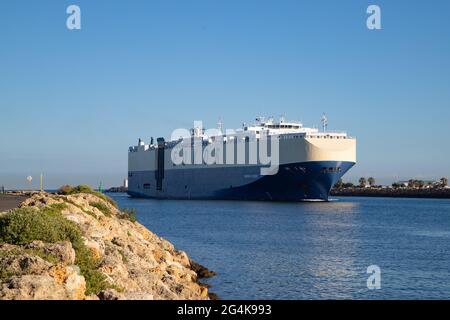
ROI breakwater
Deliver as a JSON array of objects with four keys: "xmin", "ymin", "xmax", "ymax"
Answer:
[
  {"xmin": 0, "ymin": 188, "xmax": 214, "ymax": 300},
  {"xmin": 331, "ymin": 187, "xmax": 450, "ymax": 199}
]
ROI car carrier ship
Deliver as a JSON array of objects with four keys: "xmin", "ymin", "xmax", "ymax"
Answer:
[{"xmin": 128, "ymin": 116, "xmax": 356, "ymax": 201}]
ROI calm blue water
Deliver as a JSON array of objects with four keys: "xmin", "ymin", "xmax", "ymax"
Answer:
[{"xmin": 108, "ymin": 194, "xmax": 450, "ymax": 299}]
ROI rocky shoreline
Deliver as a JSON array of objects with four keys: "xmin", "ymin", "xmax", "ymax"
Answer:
[{"xmin": 0, "ymin": 188, "xmax": 215, "ymax": 300}]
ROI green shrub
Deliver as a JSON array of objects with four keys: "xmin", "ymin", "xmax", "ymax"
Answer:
[
  {"xmin": 0, "ymin": 269, "xmax": 15, "ymax": 280},
  {"xmin": 120, "ymin": 208, "xmax": 137, "ymax": 223},
  {"xmin": 58, "ymin": 184, "xmax": 91, "ymax": 195},
  {"xmin": 89, "ymin": 201, "xmax": 112, "ymax": 217},
  {"xmin": 58, "ymin": 184, "xmax": 118, "ymax": 208},
  {"xmin": 72, "ymin": 243, "xmax": 110, "ymax": 294},
  {"xmin": 42, "ymin": 203, "xmax": 68, "ymax": 216},
  {"xmin": 0, "ymin": 206, "xmax": 78, "ymax": 245},
  {"xmin": 58, "ymin": 185, "xmax": 74, "ymax": 195},
  {"xmin": 0, "ymin": 205, "xmax": 111, "ymax": 295},
  {"xmin": 70, "ymin": 185, "xmax": 93, "ymax": 193}
]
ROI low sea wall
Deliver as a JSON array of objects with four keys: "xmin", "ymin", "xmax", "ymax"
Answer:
[{"xmin": 331, "ymin": 188, "xmax": 450, "ymax": 199}]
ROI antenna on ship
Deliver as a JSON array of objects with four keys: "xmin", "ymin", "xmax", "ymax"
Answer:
[
  {"xmin": 321, "ymin": 113, "xmax": 328, "ymax": 132},
  {"xmin": 217, "ymin": 117, "xmax": 223, "ymax": 134},
  {"xmin": 255, "ymin": 116, "xmax": 265, "ymax": 124}
]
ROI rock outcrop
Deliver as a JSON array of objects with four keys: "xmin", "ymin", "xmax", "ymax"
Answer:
[{"xmin": 0, "ymin": 192, "xmax": 213, "ymax": 300}]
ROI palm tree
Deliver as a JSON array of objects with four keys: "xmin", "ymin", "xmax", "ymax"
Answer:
[
  {"xmin": 368, "ymin": 177, "xmax": 375, "ymax": 187},
  {"xmin": 359, "ymin": 177, "xmax": 367, "ymax": 188}
]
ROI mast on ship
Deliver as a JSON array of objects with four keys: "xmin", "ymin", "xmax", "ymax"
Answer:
[
  {"xmin": 321, "ymin": 113, "xmax": 328, "ymax": 132},
  {"xmin": 217, "ymin": 117, "xmax": 223, "ymax": 134}
]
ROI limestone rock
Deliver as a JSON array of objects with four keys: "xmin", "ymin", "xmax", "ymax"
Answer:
[
  {"xmin": 26, "ymin": 241, "xmax": 76, "ymax": 265},
  {"xmin": 98, "ymin": 288, "xmax": 124, "ymax": 300},
  {"xmin": 0, "ymin": 192, "xmax": 214, "ymax": 300},
  {"xmin": 0, "ymin": 275, "xmax": 68, "ymax": 300},
  {"xmin": 0, "ymin": 254, "xmax": 52, "ymax": 277},
  {"xmin": 64, "ymin": 266, "xmax": 86, "ymax": 300}
]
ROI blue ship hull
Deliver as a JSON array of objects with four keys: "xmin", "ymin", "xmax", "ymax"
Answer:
[{"xmin": 128, "ymin": 161, "xmax": 355, "ymax": 201}]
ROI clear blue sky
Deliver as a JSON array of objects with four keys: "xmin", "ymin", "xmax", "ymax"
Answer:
[{"xmin": 1, "ymin": 0, "xmax": 449, "ymax": 189}]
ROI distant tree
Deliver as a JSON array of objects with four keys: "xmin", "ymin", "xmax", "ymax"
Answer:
[
  {"xmin": 368, "ymin": 177, "xmax": 376, "ymax": 187},
  {"xmin": 391, "ymin": 183, "xmax": 401, "ymax": 189},
  {"xmin": 440, "ymin": 177, "xmax": 448, "ymax": 188},
  {"xmin": 334, "ymin": 178, "xmax": 344, "ymax": 189},
  {"xmin": 408, "ymin": 179, "xmax": 425, "ymax": 189},
  {"xmin": 359, "ymin": 177, "xmax": 367, "ymax": 188},
  {"xmin": 417, "ymin": 180, "xmax": 425, "ymax": 189},
  {"xmin": 343, "ymin": 182, "xmax": 355, "ymax": 188}
]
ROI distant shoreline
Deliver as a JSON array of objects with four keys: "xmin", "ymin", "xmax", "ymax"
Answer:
[{"xmin": 331, "ymin": 188, "xmax": 450, "ymax": 199}]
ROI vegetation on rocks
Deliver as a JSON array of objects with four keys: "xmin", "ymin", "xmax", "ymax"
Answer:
[
  {"xmin": 0, "ymin": 186, "xmax": 214, "ymax": 300},
  {"xmin": 119, "ymin": 208, "xmax": 137, "ymax": 223},
  {"xmin": 0, "ymin": 205, "xmax": 76, "ymax": 246},
  {"xmin": 58, "ymin": 185, "xmax": 118, "ymax": 208},
  {"xmin": 89, "ymin": 201, "xmax": 112, "ymax": 217},
  {"xmin": 0, "ymin": 203, "xmax": 110, "ymax": 295}
]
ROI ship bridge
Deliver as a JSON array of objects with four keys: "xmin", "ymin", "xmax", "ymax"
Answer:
[{"xmin": 238, "ymin": 116, "xmax": 349, "ymax": 141}]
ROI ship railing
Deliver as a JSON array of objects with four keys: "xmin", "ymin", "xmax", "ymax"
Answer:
[{"xmin": 304, "ymin": 131, "xmax": 352, "ymax": 139}]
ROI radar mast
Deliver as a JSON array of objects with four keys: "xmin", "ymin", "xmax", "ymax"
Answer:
[{"xmin": 321, "ymin": 113, "xmax": 328, "ymax": 132}]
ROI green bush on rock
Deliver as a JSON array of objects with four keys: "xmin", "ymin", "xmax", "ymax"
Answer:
[
  {"xmin": 0, "ymin": 204, "xmax": 112, "ymax": 295},
  {"xmin": 89, "ymin": 201, "xmax": 112, "ymax": 217},
  {"xmin": 120, "ymin": 208, "xmax": 137, "ymax": 223},
  {"xmin": 58, "ymin": 184, "xmax": 117, "ymax": 208}
]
